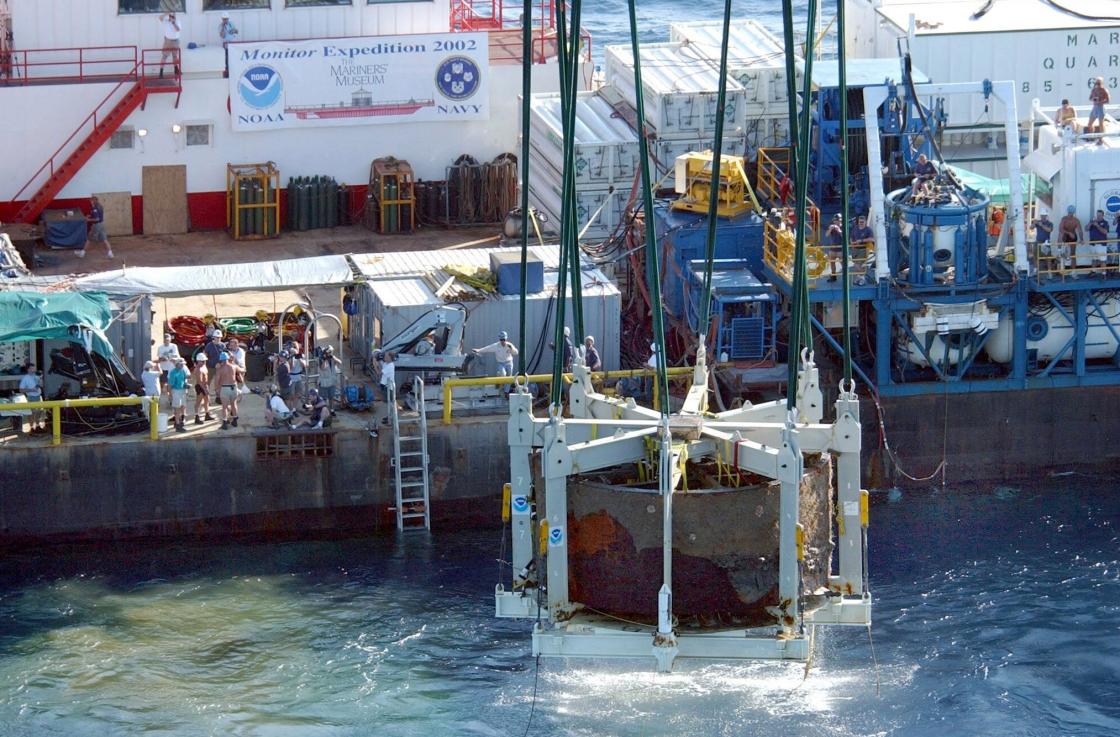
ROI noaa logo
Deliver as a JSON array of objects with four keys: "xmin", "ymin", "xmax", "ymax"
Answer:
[
  {"xmin": 239, "ymin": 65, "xmax": 282, "ymax": 109},
  {"xmin": 1102, "ymin": 189, "xmax": 1120, "ymax": 214},
  {"xmin": 548, "ymin": 527, "xmax": 565, "ymax": 546},
  {"xmin": 512, "ymin": 495, "xmax": 529, "ymax": 513},
  {"xmin": 436, "ymin": 56, "xmax": 480, "ymax": 101}
]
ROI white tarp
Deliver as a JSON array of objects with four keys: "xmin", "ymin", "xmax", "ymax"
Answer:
[
  {"xmin": 59, "ymin": 255, "xmax": 356, "ymax": 298},
  {"xmin": 228, "ymin": 33, "xmax": 489, "ymax": 132}
]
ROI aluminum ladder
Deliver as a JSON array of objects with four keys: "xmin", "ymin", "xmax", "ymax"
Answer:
[{"xmin": 390, "ymin": 376, "xmax": 431, "ymax": 531}]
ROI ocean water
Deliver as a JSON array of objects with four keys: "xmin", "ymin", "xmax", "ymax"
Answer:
[
  {"xmin": 0, "ymin": 476, "xmax": 1117, "ymax": 736},
  {"xmin": 581, "ymin": 0, "xmax": 807, "ymax": 64}
]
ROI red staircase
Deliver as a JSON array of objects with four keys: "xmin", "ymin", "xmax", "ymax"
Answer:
[{"xmin": 8, "ymin": 48, "xmax": 181, "ymax": 224}]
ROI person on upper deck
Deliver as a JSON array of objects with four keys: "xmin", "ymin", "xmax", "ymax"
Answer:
[
  {"xmin": 1058, "ymin": 99, "xmax": 1079, "ymax": 132},
  {"xmin": 1087, "ymin": 78, "xmax": 1110, "ymax": 137},
  {"xmin": 159, "ymin": 12, "xmax": 181, "ymax": 78}
]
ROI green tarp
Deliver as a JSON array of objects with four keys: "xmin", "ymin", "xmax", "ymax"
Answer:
[
  {"xmin": 947, "ymin": 165, "xmax": 1052, "ymax": 205},
  {"xmin": 0, "ymin": 291, "xmax": 116, "ymax": 359}
]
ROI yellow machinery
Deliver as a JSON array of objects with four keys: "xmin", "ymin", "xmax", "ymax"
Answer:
[
  {"xmin": 367, "ymin": 157, "xmax": 416, "ymax": 234},
  {"xmin": 227, "ymin": 162, "xmax": 281, "ymax": 240},
  {"xmin": 670, "ymin": 150, "xmax": 760, "ymax": 218}
]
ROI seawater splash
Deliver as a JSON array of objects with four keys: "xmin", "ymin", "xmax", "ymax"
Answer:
[{"xmin": 0, "ymin": 477, "xmax": 1118, "ymax": 736}]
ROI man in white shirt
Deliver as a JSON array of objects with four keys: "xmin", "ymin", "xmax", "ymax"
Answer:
[
  {"xmin": 159, "ymin": 12, "xmax": 181, "ymax": 78},
  {"xmin": 141, "ymin": 361, "xmax": 162, "ymax": 419},
  {"xmin": 264, "ymin": 385, "xmax": 293, "ymax": 428},
  {"xmin": 156, "ymin": 333, "xmax": 181, "ymax": 407},
  {"xmin": 18, "ymin": 363, "xmax": 42, "ymax": 427},
  {"xmin": 473, "ymin": 331, "xmax": 519, "ymax": 376}
]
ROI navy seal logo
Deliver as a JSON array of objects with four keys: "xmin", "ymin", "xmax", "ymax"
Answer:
[{"xmin": 436, "ymin": 56, "xmax": 481, "ymax": 101}]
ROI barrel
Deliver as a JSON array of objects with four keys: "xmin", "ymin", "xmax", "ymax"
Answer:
[{"xmin": 245, "ymin": 350, "xmax": 269, "ymax": 382}]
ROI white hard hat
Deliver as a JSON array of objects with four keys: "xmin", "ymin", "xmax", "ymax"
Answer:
[
  {"xmin": 564, "ymin": 326, "xmax": 570, "ymax": 337},
  {"xmin": 221, "ymin": 11, "xmax": 229, "ymax": 18}
]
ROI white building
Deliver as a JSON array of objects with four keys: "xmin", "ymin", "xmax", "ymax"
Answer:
[{"xmin": 0, "ymin": 0, "xmax": 585, "ymax": 231}]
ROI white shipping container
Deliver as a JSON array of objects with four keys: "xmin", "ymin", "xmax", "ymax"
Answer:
[
  {"xmin": 604, "ymin": 42, "xmax": 748, "ymax": 137},
  {"xmin": 528, "ymin": 91, "xmax": 640, "ymax": 188},
  {"xmin": 348, "ymin": 247, "xmax": 621, "ymax": 374},
  {"xmin": 858, "ymin": 1, "xmax": 1120, "ymax": 125},
  {"xmin": 669, "ymin": 19, "xmax": 803, "ymax": 109},
  {"xmin": 527, "ymin": 155, "xmax": 628, "ymax": 242}
]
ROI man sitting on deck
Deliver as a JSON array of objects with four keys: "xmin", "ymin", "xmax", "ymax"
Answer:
[
  {"xmin": 264, "ymin": 385, "xmax": 293, "ymax": 428},
  {"xmin": 911, "ymin": 153, "xmax": 938, "ymax": 195},
  {"xmin": 1058, "ymin": 99, "xmax": 1079, "ymax": 133}
]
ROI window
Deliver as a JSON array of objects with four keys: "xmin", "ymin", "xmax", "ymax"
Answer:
[
  {"xmin": 186, "ymin": 124, "xmax": 212, "ymax": 147},
  {"xmin": 119, "ymin": 0, "xmax": 185, "ymax": 13},
  {"xmin": 109, "ymin": 128, "xmax": 135, "ymax": 150},
  {"xmin": 203, "ymin": 0, "xmax": 269, "ymax": 10},
  {"xmin": 367, "ymin": 0, "xmax": 433, "ymax": 4},
  {"xmin": 287, "ymin": 0, "xmax": 352, "ymax": 6}
]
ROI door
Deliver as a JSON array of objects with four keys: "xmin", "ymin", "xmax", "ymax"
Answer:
[{"xmin": 142, "ymin": 165, "xmax": 188, "ymax": 235}]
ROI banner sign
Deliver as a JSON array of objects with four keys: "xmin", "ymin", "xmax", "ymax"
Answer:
[{"xmin": 228, "ymin": 32, "xmax": 489, "ymax": 131}]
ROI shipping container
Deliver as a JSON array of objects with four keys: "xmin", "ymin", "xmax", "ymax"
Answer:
[
  {"xmin": 348, "ymin": 247, "xmax": 621, "ymax": 375},
  {"xmin": 527, "ymin": 152, "xmax": 629, "ymax": 241},
  {"xmin": 847, "ymin": 0, "xmax": 1120, "ymax": 126},
  {"xmin": 669, "ymin": 19, "xmax": 803, "ymax": 113},
  {"xmin": 528, "ymin": 91, "xmax": 641, "ymax": 188},
  {"xmin": 604, "ymin": 42, "xmax": 749, "ymax": 137}
]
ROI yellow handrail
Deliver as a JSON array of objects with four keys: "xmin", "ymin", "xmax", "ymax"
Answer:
[
  {"xmin": 440, "ymin": 366, "xmax": 698, "ymax": 425},
  {"xmin": 0, "ymin": 396, "xmax": 159, "ymax": 446}
]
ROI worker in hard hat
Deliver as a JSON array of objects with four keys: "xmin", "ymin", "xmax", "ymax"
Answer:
[{"xmin": 473, "ymin": 331, "xmax": 519, "ymax": 376}]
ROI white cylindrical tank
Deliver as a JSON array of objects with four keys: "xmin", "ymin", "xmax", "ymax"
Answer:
[
  {"xmin": 902, "ymin": 332, "xmax": 968, "ymax": 368},
  {"xmin": 985, "ymin": 297, "xmax": 1120, "ymax": 363}
]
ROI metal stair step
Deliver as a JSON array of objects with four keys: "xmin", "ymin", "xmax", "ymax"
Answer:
[
  {"xmin": 401, "ymin": 497, "xmax": 427, "ymax": 504},
  {"xmin": 399, "ymin": 435, "xmax": 423, "ymax": 441},
  {"xmin": 401, "ymin": 512, "xmax": 428, "ymax": 520},
  {"xmin": 399, "ymin": 481, "xmax": 426, "ymax": 488},
  {"xmin": 399, "ymin": 451, "xmax": 424, "ymax": 457}
]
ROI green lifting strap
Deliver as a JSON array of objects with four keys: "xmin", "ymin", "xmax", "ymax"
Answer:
[
  {"xmin": 517, "ymin": 0, "xmax": 533, "ymax": 377},
  {"xmin": 627, "ymin": 0, "xmax": 670, "ymax": 417},
  {"xmin": 785, "ymin": 0, "xmax": 818, "ymax": 411},
  {"xmin": 838, "ymin": 0, "xmax": 854, "ymax": 387},
  {"xmin": 698, "ymin": 0, "xmax": 735, "ymax": 344}
]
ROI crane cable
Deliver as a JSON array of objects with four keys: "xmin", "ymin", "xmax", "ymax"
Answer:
[
  {"xmin": 627, "ymin": 0, "xmax": 670, "ymax": 418},
  {"xmin": 784, "ymin": 0, "xmax": 818, "ymax": 410},
  {"xmin": 549, "ymin": 0, "xmax": 585, "ymax": 410},
  {"xmin": 516, "ymin": 0, "xmax": 532, "ymax": 377},
  {"xmin": 839, "ymin": 0, "xmax": 854, "ymax": 387},
  {"xmin": 698, "ymin": 0, "xmax": 735, "ymax": 354}
]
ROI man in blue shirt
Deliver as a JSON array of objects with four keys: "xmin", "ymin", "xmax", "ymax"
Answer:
[
  {"xmin": 80, "ymin": 195, "xmax": 113, "ymax": 259},
  {"xmin": 1033, "ymin": 212, "xmax": 1053, "ymax": 256},
  {"xmin": 851, "ymin": 215, "xmax": 875, "ymax": 268},
  {"xmin": 167, "ymin": 357, "xmax": 189, "ymax": 433},
  {"xmin": 1088, "ymin": 209, "xmax": 1110, "ymax": 269}
]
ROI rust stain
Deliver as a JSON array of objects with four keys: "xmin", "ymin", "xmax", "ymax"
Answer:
[{"xmin": 567, "ymin": 510, "xmax": 631, "ymax": 559}]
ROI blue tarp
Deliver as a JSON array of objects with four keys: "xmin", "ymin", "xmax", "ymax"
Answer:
[{"xmin": 0, "ymin": 291, "xmax": 116, "ymax": 358}]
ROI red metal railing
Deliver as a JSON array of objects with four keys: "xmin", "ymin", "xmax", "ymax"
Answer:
[
  {"xmin": 450, "ymin": 0, "xmax": 585, "ymax": 65},
  {"xmin": 0, "ymin": 45, "xmax": 139, "ymax": 85},
  {"xmin": 8, "ymin": 49, "xmax": 180, "ymax": 212}
]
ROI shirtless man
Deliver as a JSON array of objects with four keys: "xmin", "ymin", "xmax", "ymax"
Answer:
[
  {"xmin": 213, "ymin": 352, "xmax": 244, "ymax": 430},
  {"xmin": 1057, "ymin": 205, "xmax": 1083, "ymax": 269},
  {"xmin": 191, "ymin": 359, "xmax": 212, "ymax": 424}
]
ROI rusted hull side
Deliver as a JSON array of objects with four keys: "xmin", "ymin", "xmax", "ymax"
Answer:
[{"xmin": 564, "ymin": 455, "xmax": 833, "ymax": 628}]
